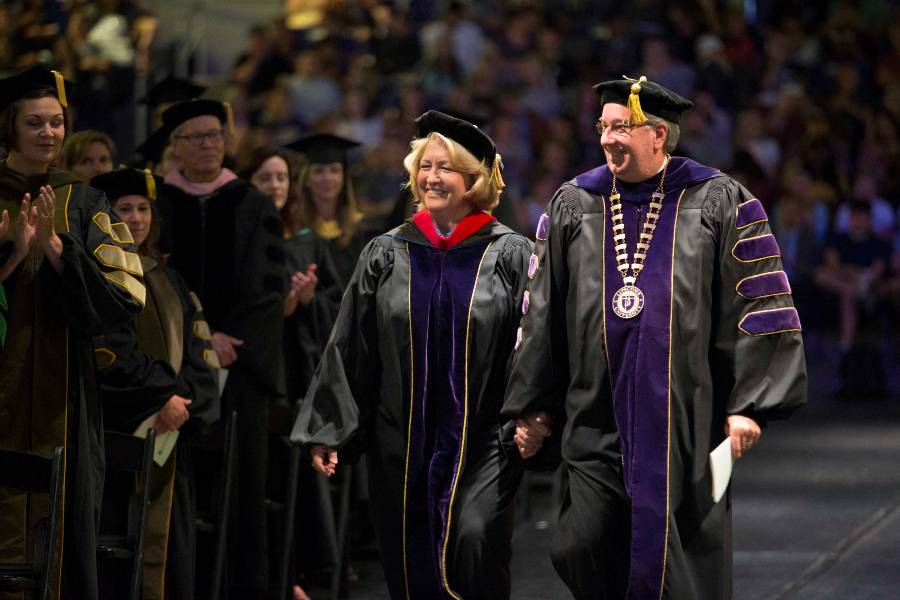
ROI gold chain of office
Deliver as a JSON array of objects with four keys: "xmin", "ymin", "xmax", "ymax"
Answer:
[{"xmin": 608, "ymin": 154, "xmax": 670, "ymax": 319}]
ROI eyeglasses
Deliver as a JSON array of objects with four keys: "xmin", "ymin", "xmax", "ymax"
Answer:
[
  {"xmin": 174, "ymin": 129, "xmax": 225, "ymax": 145},
  {"xmin": 595, "ymin": 120, "xmax": 652, "ymax": 136}
]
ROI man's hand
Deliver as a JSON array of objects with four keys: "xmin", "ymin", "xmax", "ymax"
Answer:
[
  {"xmin": 211, "ymin": 332, "xmax": 243, "ymax": 367},
  {"xmin": 154, "ymin": 395, "xmax": 192, "ymax": 434},
  {"xmin": 514, "ymin": 411, "xmax": 552, "ymax": 459},
  {"xmin": 726, "ymin": 414, "xmax": 761, "ymax": 459},
  {"xmin": 310, "ymin": 444, "xmax": 338, "ymax": 477}
]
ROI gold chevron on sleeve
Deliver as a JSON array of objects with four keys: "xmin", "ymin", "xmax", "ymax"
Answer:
[
  {"xmin": 92, "ymin": 211, "xmax": 135, "ymax": 244},
  {"xmin": 203, "ymin": 349, "xmax": 222, "ymax": 369},
  {"xmin": 104, "ymin": 270, "xmax": 146, "ymax": 306},
  {"xmin": 93, "ymin": 244, "xmax": 144, "ymax": 276},
  {"xmin": 192, "ymin": 319, "xmax": 212, "ymax": 341}
]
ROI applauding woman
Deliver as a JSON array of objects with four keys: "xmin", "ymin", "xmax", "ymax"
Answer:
[
  {"xmin": 0, "ymin": 66, "xmax": 145, "ymax": 599},
  {"xmin": 292, "ymin": 111, "xmax": 531, "ymax": 599}
]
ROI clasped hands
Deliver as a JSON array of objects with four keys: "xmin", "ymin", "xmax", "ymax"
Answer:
[{"xmin": 0, "ymin": 187, "xmax": 63, "ymax": 279}]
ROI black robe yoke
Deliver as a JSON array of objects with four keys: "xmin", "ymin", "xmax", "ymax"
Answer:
[
  {"xmin": 157, "ymin": 177, "xmax": 285, "ymax": 593},
  {"xmin": 95, "ymin": 259, "xmax": 220, "ymax": 600},
  {"xmin": 0, "ymin": 167, "xmax": 145, "ymax": 600},
  {"xmin": 503, "ymin": 158, "xmax": 807, "ymax": 600},
  {"xmin": 292, "ymin": 217, "xmax": 531, "ymax": 600}
]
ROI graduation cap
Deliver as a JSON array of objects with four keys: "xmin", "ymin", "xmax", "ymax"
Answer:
[
  {"xmin": 140, "ymin": 75, "xmax": 206, "ymax": 107},
  {"xmin": 593, "ymin": 75, "xmax": 693, "ymax": 124},
  {"xmin": 134, "ymin": 127, "xmax": 170, "ymax": 165},
  {"xmin": 284, "ymin": 133, "xmax": 361, "ymax": 164},
  {"xmin": 161, "ymin": 99, "xmax": 234, "ymax": 136},
  {"xmin": 91, "ymin": 167, "xmax": 162, "ymax": 202},
  {"xmin": 413, "ymin": 109, "xmax": 505, "ymax": 188},
  {"xmin": 0, "ymin": 66, "xmax": 74, "ymax": 112}
]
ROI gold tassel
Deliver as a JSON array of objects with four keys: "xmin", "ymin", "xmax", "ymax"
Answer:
[
  {"xmin": 624, "ymin": 75, "xmax": 648, "ymax": 124},
  {"xmin": 489, "ymin": 154, "xmax": 506, "ymax": 189},
  {"xmin": 51, "ymin": 70, "xmax": 68, "ymax": 107},
  {"xmin": 223, "ymin": 101, "xmax": 236, "ymax": 138},
  {"xmin": 144, "ymin": 169, "xmax": 157, "ymax": 200}
]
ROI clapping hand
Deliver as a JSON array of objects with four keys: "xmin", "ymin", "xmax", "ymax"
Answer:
[
  {"xmin": 0, "ymin": 196, "xmax": 38, "ymax": 282},
  {"xmin": 33, "ymin": 186, "xmax": 63, "ymax": 272},
  {"xmin": 283, "ymin": 263, "xmax": 319, "ymax": 316}
]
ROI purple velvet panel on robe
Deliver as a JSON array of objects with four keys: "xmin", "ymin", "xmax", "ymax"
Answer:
[
  {"xmin": 404, "ymin": 240, "xmax": 488, "ymax": 598},
  {"xmin": 737, "ymin": 271, "xmax": 791, "ymax": 299},
  {"xmin": 603, "ymin": 185, "xmax": 678, "ymax": 600},
  {"xmin": 739, "ymin": 307, "xmax": 802, "ymax": 335},
  {"xmin": 735, "ymin": 198, "xmax": 768, "ymax": 228},
  {"xmin": 732, "ymin": 234, "xmax": 780, "ymax": 262}
]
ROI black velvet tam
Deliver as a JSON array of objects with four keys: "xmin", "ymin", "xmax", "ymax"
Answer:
[
  {"xmin": 161, "ymin": 99, "xmax": 227, "ymax": 132},
  {"xmin": 92, "ymin": 168, "xmax": 163, "ymax": 202},
  {"xmin": 284, "ymin": 133, "xmax": 361, "ymax": 165},
  {"xmin": 414, "ymin": 110, "xmax": 497, "ymax": 167},
  {"xmin": 140, "ymin": 75, "xmax": 206, "ymax": 107},
  {"xmin": 593, "ymin": 79, "xmax": 693, "ymax": 124},
  {"xmin": 0, "ymin": 66, "xmax": 74, "ymax": 111}
]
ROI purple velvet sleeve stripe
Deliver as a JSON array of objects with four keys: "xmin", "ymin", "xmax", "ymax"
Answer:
[
  {"xmin": 535, "ymin": 213, "xmax": 549, "ymax": 240},
  {"xmin": 736, "ymin": 270, "xmax": 791, "ymax": 299},
  {"xmin": 738, "ymin": 307, "xmax": 802, "ymax": 336},
  {"xmin": 732, "ymin": 234, "xmax": 780, "ymax": 262},
  {"xmin": 735, "ymin": 198, "xmax": 768, "ymax": 229}
]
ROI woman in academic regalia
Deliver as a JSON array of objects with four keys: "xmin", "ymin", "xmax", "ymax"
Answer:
[
  {"xmin": 91, "ymin": 168, "xmax": 221, "ymax": 600},
  {"xmin": 292, "ymin": 110, "xmax": 532, "ymax": 600},
  {"xmin": 0, "ymin": 66, "xmax": 145, "ymax": 600},
  {"xmin": 284, "ymin": 133, "xmax": 370, "ymax": 289}
]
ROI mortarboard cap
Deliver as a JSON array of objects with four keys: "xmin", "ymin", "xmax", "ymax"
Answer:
[
  {"xmin": 284, "ymin": 133, "xmax": 361, "ymax": 164},
  {"xmin": 0, "ymin": 66, "xmax": 74, "ymax": 112},
  {"xmin": 414, "ymin": 110, "xmax": 497, "ymax": 167},
  {"xmin": 593, "ymin": 76, "xmax": 693, "ymax": 124},
  {"xmin": 92, "ymin": 167, "xmax": 162, "ymax": 202},
  {"xmin": 161, "ymin": 99, "xmax": 234, "ymax": 136},
  {"xmin": 134, "ymin": 127, "xmax": 170, "ymax": 165},
  {"xmin": 140, "ymin": 75, "xmax": 206, "ymax": 107}
]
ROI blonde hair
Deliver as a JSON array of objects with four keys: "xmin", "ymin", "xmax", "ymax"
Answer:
[{"xmin": 402, "ymin": 132, "xmax": 503, "ymax": 212}]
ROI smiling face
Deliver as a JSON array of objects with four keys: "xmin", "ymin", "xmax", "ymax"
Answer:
[
  {"xmin": 415, "ymin": 139, "xmax": 471, "ymax": 223},
  {"xmin": 251, "ymin": 155, "xmax": 291, "ymax": 209},
  {"xmin": 307, "ymin": 162, "xmax": 344, "ymax": 208},
  {"xmin": 112, "ymin": 195, "xmax": 153, "ymax": 248},
  {"xmin": 12, "ymin": 96, "xmax": 65, "ymax": 169},
  {"xmin": 599, "ymin": 102, "xmax": 668, "ymax": 183},
  {"xmin": 72, "ymin": 141, "xmax": 113, "ymax": 181}
]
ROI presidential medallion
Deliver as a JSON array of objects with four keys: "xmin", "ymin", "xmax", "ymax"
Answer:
[{"xmin": 612, "ymin": 285, "xmax": 644, "ymax": 319}]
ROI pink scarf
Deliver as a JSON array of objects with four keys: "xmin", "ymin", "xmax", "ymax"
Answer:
[{"xmin": 164, "ymin": 168, "xmax": 238, "ymax": 196}]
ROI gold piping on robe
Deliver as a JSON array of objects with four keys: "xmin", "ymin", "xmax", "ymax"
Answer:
[
  {"xmin": 93, "ymin": 244, "xmax": 144, "ymax": 276},
  {"xmin": 94, "ymin": 347, "xmax": 117, "ymax": 369},
  {"xmin": 92, "ymin": 212, "xmax": 135, "ymax": 244},
  {"xmin": 104, "ymin": 270, "xmax": 146, "ymax": 306}
]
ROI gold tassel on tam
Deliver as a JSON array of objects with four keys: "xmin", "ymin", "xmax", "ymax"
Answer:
[
  {"xmin": 51, "ymin": 70, "xmax": 68, "ymax": 107},
  {"xmin": 489, "ymin": 154, "xmax": 506, "ymax": 189},
  {"xmin": 624, "ymin": 75, "xmax": 648, "ymax": 124},
  {"xmin": 144, "ymin": 169, "xmax": 157, "ymax": 200},
  {"xmin": 223, "ymin": 101, "xmax": 236, "ymax": 138}
]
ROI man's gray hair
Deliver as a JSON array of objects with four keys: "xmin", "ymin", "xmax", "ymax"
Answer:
[{"xmin": 646, "ymin": 113, "xmax": 680, "ymax": 153}]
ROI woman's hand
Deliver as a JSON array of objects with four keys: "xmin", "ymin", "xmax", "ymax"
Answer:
[
  {"xmin": 283, "ymin": 264, "xmax": 319, "ymax": 316},
  {"xmin": 726, "ymin": 414, "xmax": 761, "ymax": 459},
  {"xmin": 33, "ymin": 186, "xmax": 63, "ymax": 272},
  {"xmin": 514, "ymin": 411, "xmax": 552, "ymax": 459},
  {"xmin": 154, "ymin": 394, "xmax": 192, "ymax": 434},
  {"xmin": 210, "ymin": 332, "xmax": 243, "ymax": 367},
  {"xmin": 310, "ymin": 443, "xmax": 338, "ymax": 477}
]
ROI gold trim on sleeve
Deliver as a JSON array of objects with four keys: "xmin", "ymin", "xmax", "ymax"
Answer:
[
  {"xmin": 734, "ymin": 198, "xmax": 769, "ymax": 230},
  {"xmin": 202, "ymin": 348, "xmax": 221, "ymax": 369},
  {"xmin": 92, "ymin": 212, "xmax": 135, "ymax": 244},
  {"xmin": 193, "ymin": 320, "xmax": 212, "ymax": 341},
  {"xmin": 735, "ymin": 270, "xmax": 791, "ymax": 300},
  {"xmin": 738, "ymin": 307, "xmax": 802, "ymax": 336},
  {"xmin": 93, "ymin": 244, "xmax": 144, "ymax": 276},
  {"xmin": 104, "ymin": 270, "xmax": 147, "ymax": 306},
  {"xmin": 730, "ymin": 234, "xmax": 780, "ymax": 263},
  {"xmin": 94, "ymin": 347, "xmax": 117, "ymax": 369}
]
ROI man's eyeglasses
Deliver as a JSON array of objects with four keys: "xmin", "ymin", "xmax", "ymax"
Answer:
[
  {"xmin": 174, "ymin": 129, "xmax": 225, "ymax": 145},
  {"xmin": 595, "ymin": 120, "xmax": 651, "ymax": 136}
]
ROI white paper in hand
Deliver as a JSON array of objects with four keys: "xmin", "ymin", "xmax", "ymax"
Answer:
[
  {"xmin": 133, "ymin": 414, "xmax": 179, "ymax": 467},
  {"xmin": 710, "ymin": 437, "xmax": 734, "ymax": 503}
]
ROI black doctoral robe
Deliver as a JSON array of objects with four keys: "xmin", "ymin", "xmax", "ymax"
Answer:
[
  {"xmin": 291, "ymin": 212, "xmax": 532, "ymax": 600},
  {"xmin": 0, "ymin": 165, "xmax": 145, "ymax": 600},
  {"xmin": 157, "ymin": 177, "xmax": 285, "ymax": 594},
  {"xmin": 95, "ymin": 257, "xmax": 220, "ymax": 600},
  {"xmin": 503, "ymin": 157, "xmax": 807, "ymax": 600}
]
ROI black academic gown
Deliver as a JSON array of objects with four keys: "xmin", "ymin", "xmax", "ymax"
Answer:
[
  {"xmin": 292, "ymin": 212, "xmax": 532, "ymax": 600},
  {"xmin": 502, "ymin": 157, "xmax": 807, "ymax": 600},
  {"xmin": 95, "ymin": 258, "xmax": 220, "ymax": 600},
  {"xmin": 157, "ymin": 177, "xmax": 285, "ymax": 594},
  {"xmin": 0, "ymin": 165, "xmax": 145, "ymax": 600}
]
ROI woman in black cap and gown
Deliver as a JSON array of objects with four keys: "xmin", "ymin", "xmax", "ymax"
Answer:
[
  {"xmin": 0, "ymin": 66, "xmax": 145, "ymax": 599},
  {"xmin": 292, "ymin": 111, "xmax": 532, "ymax": 599},
  {"xmin": 91, "ymin": 167, "xmax": 221, "ymax": 600}
]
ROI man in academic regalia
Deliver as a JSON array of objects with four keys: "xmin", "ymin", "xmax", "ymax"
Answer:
[
  {"xmin": 155, "ymin": 99, "xmax": 286, "ymax": 597},
  {"xmin": 502, "ymin": 77, "xmax": 807, "ymax": 600}
]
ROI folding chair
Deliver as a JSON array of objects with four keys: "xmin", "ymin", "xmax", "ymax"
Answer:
[
  {"xmin": 96, "ymin": 429, "xmax": 156, "ymax": 600},
  {"xmin": 0, "ymin": 447, "xmax": 64, "ymax": 600}
]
